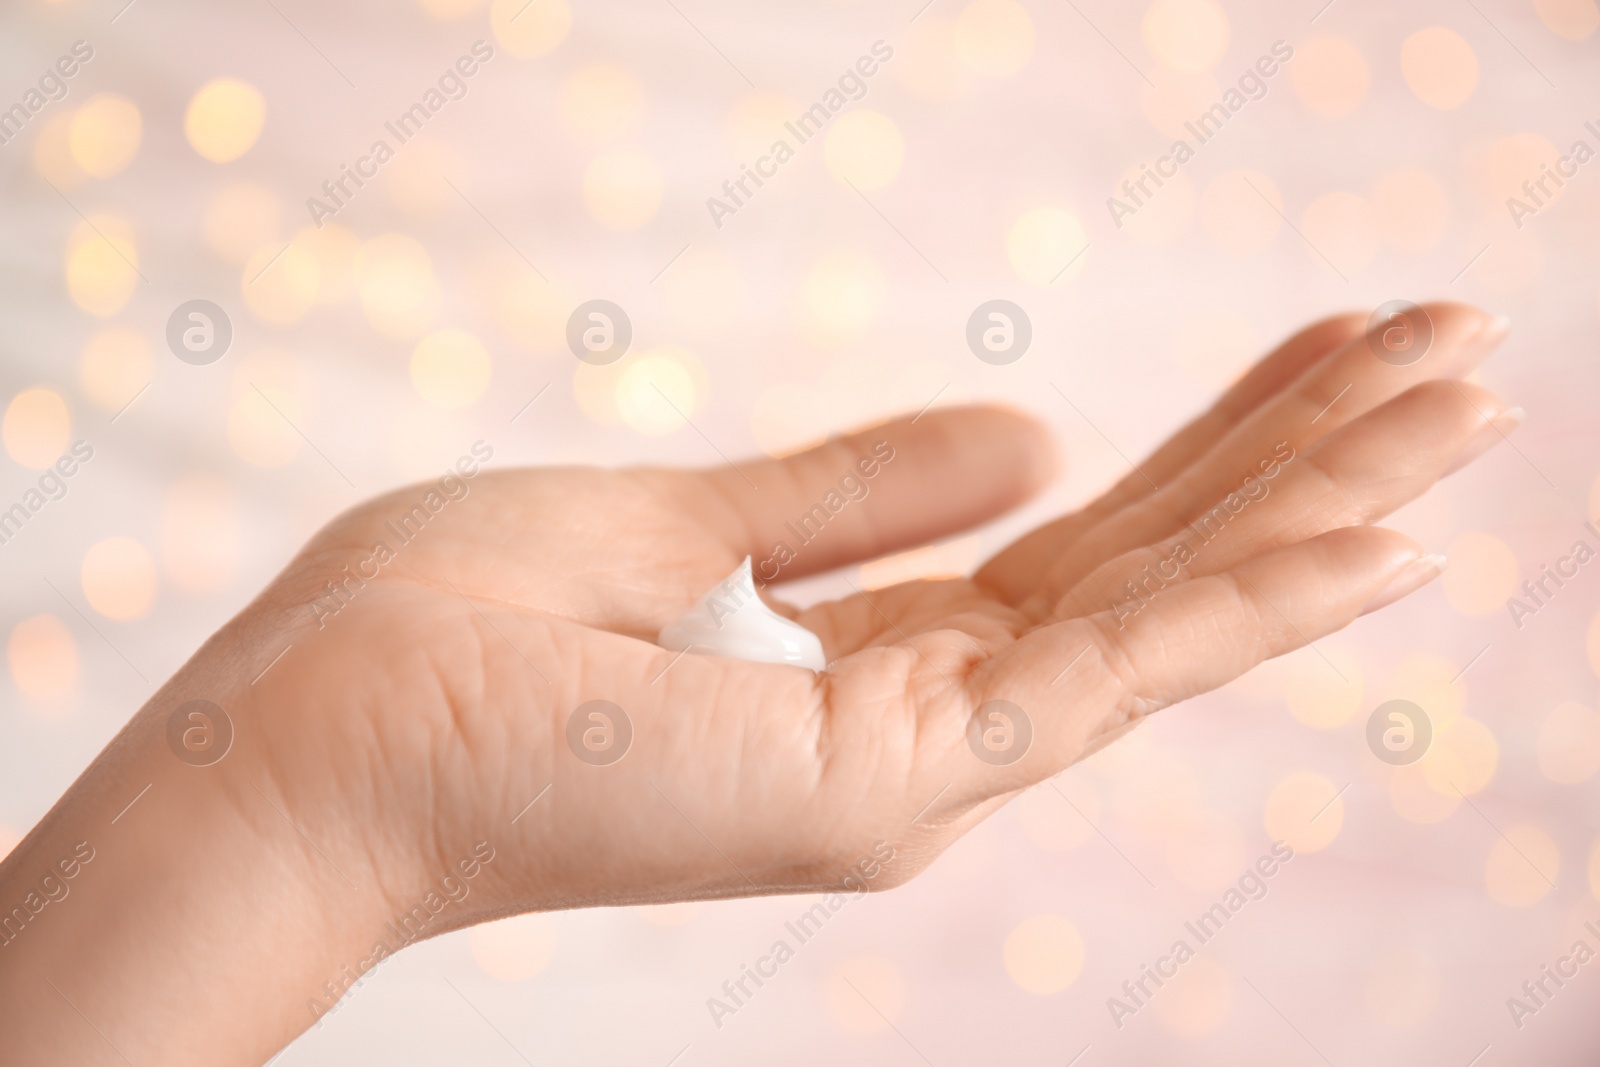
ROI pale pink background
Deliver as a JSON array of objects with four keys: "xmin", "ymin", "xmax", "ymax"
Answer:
[{"xmin": 2, "ymin": 0, "xmax": 1598, "ymax": 1063}]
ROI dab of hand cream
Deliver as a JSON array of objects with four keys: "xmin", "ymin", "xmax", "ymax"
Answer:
[{"xmin": 657, "ymin": 557, "xmax": 826, "ymax": 670}]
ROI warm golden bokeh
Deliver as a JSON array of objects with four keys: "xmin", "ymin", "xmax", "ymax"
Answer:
[
  {"xmin": 1006, "ymin": 206, "xmax": 1089, "ymax": 285},
  {"xmin": 68, "ymin": 94, "xmax": 141, "ymax": 179},
  {"xmin": 1400, "ymin": 27, "xmax": 1478, "ymax": 110},
  {"xmin": 8, "ymin": 614, "xmax": 78, "ymax": 706},
  {"xmin": 3, "ymin": 387, "xmax": 71, "ymax": 469},
  {"xmin": 1003, "ymin": 915, "xmax": 1085, "ymax": 995},
  {"xmin": 185, "ymin": 78, "xmax": 266, "ymax": 163},
  {"xmin": 1291, "ymin": 36, "xmax": 1370, "ymax": 118},
  {"xmin": 77, "ymin": 328, "xmax": 152, "ymax": 412},
  {"xmin": 81, "ymin": 536, "xmax": 158, "ymax": 621}
]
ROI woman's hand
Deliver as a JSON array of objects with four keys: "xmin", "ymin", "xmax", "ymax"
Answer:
[{"xmin": 0, "ymin": 302, "xmax": 1513, "ymax": 1065}]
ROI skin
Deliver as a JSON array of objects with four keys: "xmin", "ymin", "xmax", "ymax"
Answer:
[{"xmin": 0, "ymin": 303, "xmax": 1513, "ymax": 1065}]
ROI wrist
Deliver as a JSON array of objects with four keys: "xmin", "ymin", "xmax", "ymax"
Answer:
[{"xmin": 0, "ymin": 608, "xmax": 392, "ymax": 1066}]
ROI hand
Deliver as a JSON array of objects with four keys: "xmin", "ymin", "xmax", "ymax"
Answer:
[{"xmin": 0, "ymin": 302, "xmax": 1513, "ymax": 1065}]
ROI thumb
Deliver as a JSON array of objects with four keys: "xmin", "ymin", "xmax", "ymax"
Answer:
[{"xmin": 690, "ymin": 405, "xmax": 1058, "ymax": 581}]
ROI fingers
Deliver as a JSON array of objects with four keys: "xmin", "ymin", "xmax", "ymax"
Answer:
[
  {"xmin": 686, "ymin": 406, "xmax": 1057, "ymax": 582},
  {"xmin": 1053, "ymin": 380, "xmax": 1517, "ymax": 620},
  {"xmin": 957, "ymin": 526, "xmax": 1428, "ymax": 792},
  {"xmin": 976, "ymin": 310, "xmax": 1366, "ymax": 602},
  {"xmin": 1015, "ymin": 303, "xmax": 1506, "ymax": 617}
]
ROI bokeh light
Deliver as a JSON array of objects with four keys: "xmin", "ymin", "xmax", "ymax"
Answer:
[
  {"xmin": 298, "ymin": 223, "xmax": 361, "ymax": 306},
  {"xmin": 241, "ymin": 242, "xmax": 320, "ymax": 325},
  {"xmin": 470, "ymin": 913, "xmax": 558, "ymax": 981},
  {"xmin": 897, "ymin": 16, "xmax": 971, "ymax": 102},
  {"xmin": 161, "ymin": 476, "xmax": 239, "ymax": 594},
  {"xmin": 560, "ymin": 63, "xmax": 645, "ymax": 142},
  {"xmin": 615, "ymin": 347, "xmax": 704, "ymax": 435},
  {"xmin": 1535, "ymin": 0, "xmax": 1600, "ymax": 40},
  {"xmin": 81, "ymin": 536, "xmax": 158, "ymax": 621},
  {"xmin": 228, "ymin": 348, "xmax": 305, "ymax": 467},
  {"xmin": 1291, "ymin": 36, "xmax": 1369, "ymax": 118},
  {"xmin": 68, "ymin": 94, "xmax": 141, "ymax": 179},
  {"xmin": 411, "ymin": 329, "xmax": 493, "ymax": 408},
  {"xmin": 824, "ymin": 110, "xmax": 904, "ymax": 190},
  {"xmin": 1263, "ymin": 770, "xmax": 1344, "ymax": 853},
  {"xmin": 1142, "ymin": 0, "xmax": 1229, "ymax": 74},
  {"xmin": 385, "ymin": 140, "xmax": 464, "ymax": 221},
  {"xmin": 1442, "ymin": 531, "xmax": 1518, "ymax": 615},
  {"xmin": 954, "ymin": 0, "xmax": 1035, "ymax": 78},
  {"xmin": 8, "ymin": 615, "xmax": 78, "ymax": 706},
  {"xmin": 491, "ymin": 0, "xmax": 571, "ymax": 58},
  {"xmin": 1003, "ymin": 914, "xmax": 1084, "ymax": 995},
  {"xmin": 1485, "ymin": 824, "xmax": 1559, "ymax": 907},
  {"xmin": 356, "ymin": 234, "xmax": 441, "ymax": 339},
  {"xmin": 1006, "ymin": 206, "xmax": 1089, "ymax": 285},
  {"xmin": 205, "ymin": 183, "xmax": 284, "ymax": 265},
  {"xmin": 78, "ymin": 328, "xmax": 152, "ymax": 412},
  {"xmin": 1284, "ymin": 644, "xmax": 1363, "ymax": 729},
  {"xmin": 1400, "ymin": 28, "xmax": 1478, "ymax": 111},
  {"xmin": 1152, "ymin": 956, "xmax": 1233, "ymax": 1037},
  {"xmin": 65, "ymin": 214, "xmax": 140, "ymax": 317},
  {"xmin": 797, "ymin": 248, "xmax": 885, "ymax": 346},
  {"xmin": 1371, "ymin": 168, "xmax": 1450, "ymax": 254},
  {"xmin": 1537, "ymin": 701, "xmax": 1600, "ymax": 784},
  {"xmin": 185, "ymin": 78, "xmax": 266, "ymax": 163},
  {"xmin": 33, "ymin": 111, "xmax": 86, "ymax": 189},
  {"xmin": 1421, "ymin": 715, "xmax": 1499, "ymax": 797},
  {"xmin": 583, "ymin": 147, "xmax": 664, "ymax": 231},
  {"xmin": 3, "ymin": 387, "xmax": 71, "ymax": 469}
]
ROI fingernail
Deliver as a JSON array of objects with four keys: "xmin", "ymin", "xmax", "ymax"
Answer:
[
  {"xmin": 1442, "ymin": 406, "xmax": 1525, "ymax": 477},
  {"xmin": 1360, "ymin": 553, "xmax": 1448, "ymax": 617},
  {"xmin": 1445, "ymin": 314, "xmax": 1511, "ymax": 374}
]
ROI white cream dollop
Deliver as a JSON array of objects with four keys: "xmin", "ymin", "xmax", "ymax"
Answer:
[{"xmin": 657, "ymin": 557, "xmax": 826, "ymax": 670}]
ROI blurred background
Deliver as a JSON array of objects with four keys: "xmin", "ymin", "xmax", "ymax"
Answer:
[{"xmin": 2, "ymin": 0, "xmax": 1599, "ymax": 1062}]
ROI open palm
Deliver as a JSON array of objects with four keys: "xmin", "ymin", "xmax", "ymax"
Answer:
[{"xmin": 232, "ymin": 302, "xmax": 1512, "ymax": 930}]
